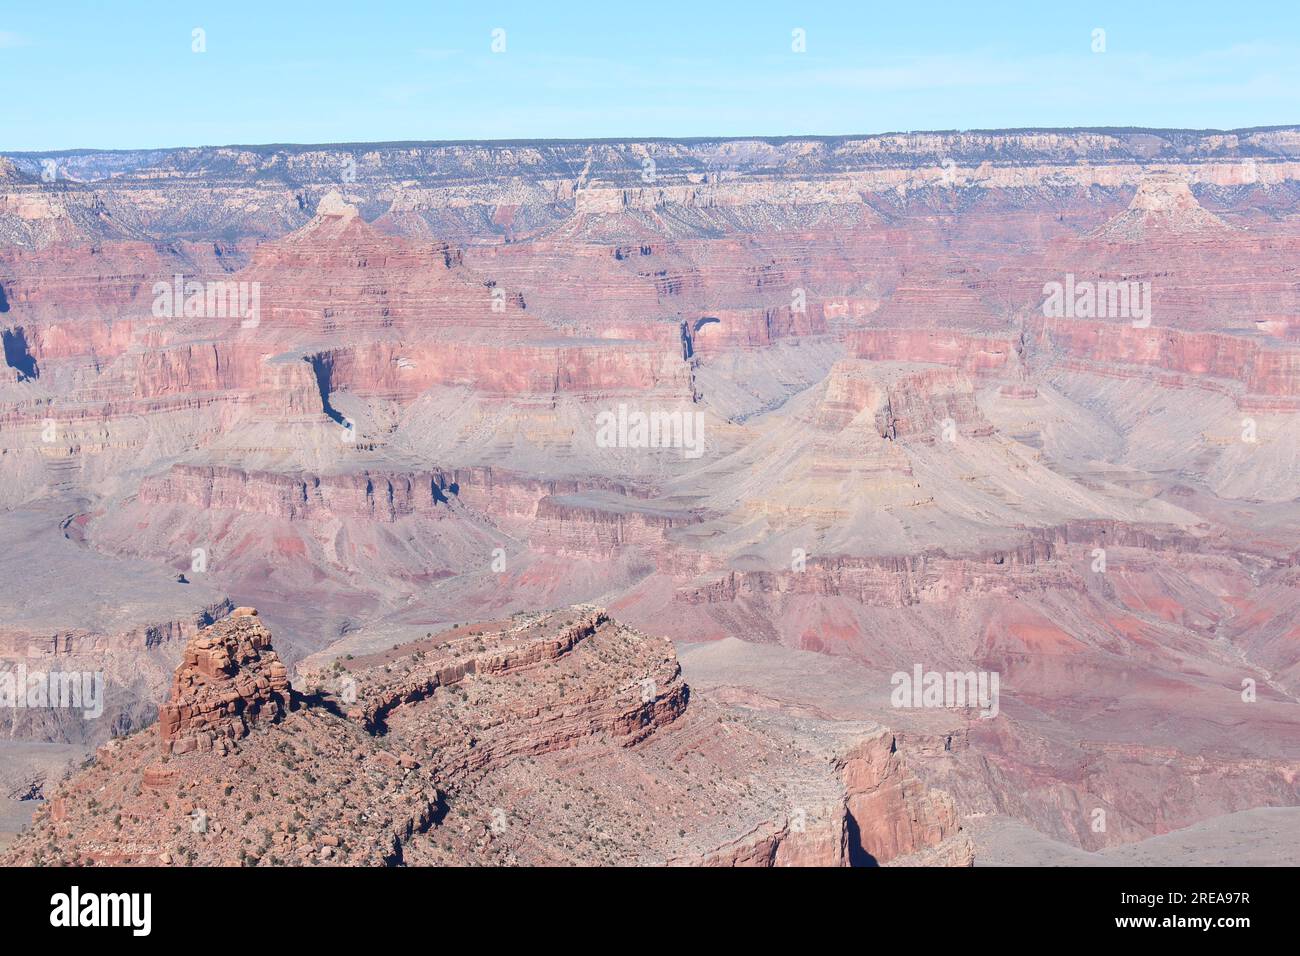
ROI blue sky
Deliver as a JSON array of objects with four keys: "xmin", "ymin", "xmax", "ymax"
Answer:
[{"xmin": 2, "ymin": 0, "xmax": 1299, "ymax": 150}]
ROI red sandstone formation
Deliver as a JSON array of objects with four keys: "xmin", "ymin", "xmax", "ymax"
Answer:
[
  {"xmin": 2, "ymin": 608, "xmax": 970, "ymax": 867},
  {"xmin": 849, "ymin": 329, "xmax": 1016, "ymax": 374},
  {"xmin": 1030, "ymin": 318, "xmax": 1300, "ymax": 404},
  {"xmin": 157, "ymin": 608, "xmax": 291, "ymax": 756}
]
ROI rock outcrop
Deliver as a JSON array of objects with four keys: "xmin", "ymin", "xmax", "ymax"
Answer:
[
  {"xmin": 2, "ymin": 608, "xmax": 971, "ymax": 867},
  {"xmin": 1092, "ymin": 175, "xmax": 1232, "ymax": 241},
  {"xmin": 157, "ymin": 608, "xmax": 292, "ymax": 756}
]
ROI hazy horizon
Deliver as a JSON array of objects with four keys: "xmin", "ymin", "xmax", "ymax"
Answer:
[{"xmin": 8, "ymin": 122, "xmax": 1300, "ymax": 157}]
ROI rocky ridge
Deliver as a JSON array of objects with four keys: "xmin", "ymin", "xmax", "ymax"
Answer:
[{"xmin": 3, "ymin": 607, "xmax": 971, "ymax": 867}]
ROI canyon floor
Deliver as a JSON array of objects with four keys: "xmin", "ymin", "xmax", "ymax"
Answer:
[{"xmin": 1, "ymin": 129, "xmax": 1298, "ymax": 864}]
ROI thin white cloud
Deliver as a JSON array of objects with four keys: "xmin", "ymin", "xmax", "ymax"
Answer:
[{"xmin": 0, "ymin": 31, "xmax": 31, "ymax": 49}]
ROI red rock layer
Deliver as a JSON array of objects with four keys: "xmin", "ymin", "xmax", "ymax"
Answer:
[{"xmin": 1033, "ymin": 317, "xmax": 1300, "ymax": 399}]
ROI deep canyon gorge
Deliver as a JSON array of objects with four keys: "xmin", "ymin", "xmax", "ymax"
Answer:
[{"xmin": 1, "ymin": 128, "xmax": 1298, "ymax": 865}]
